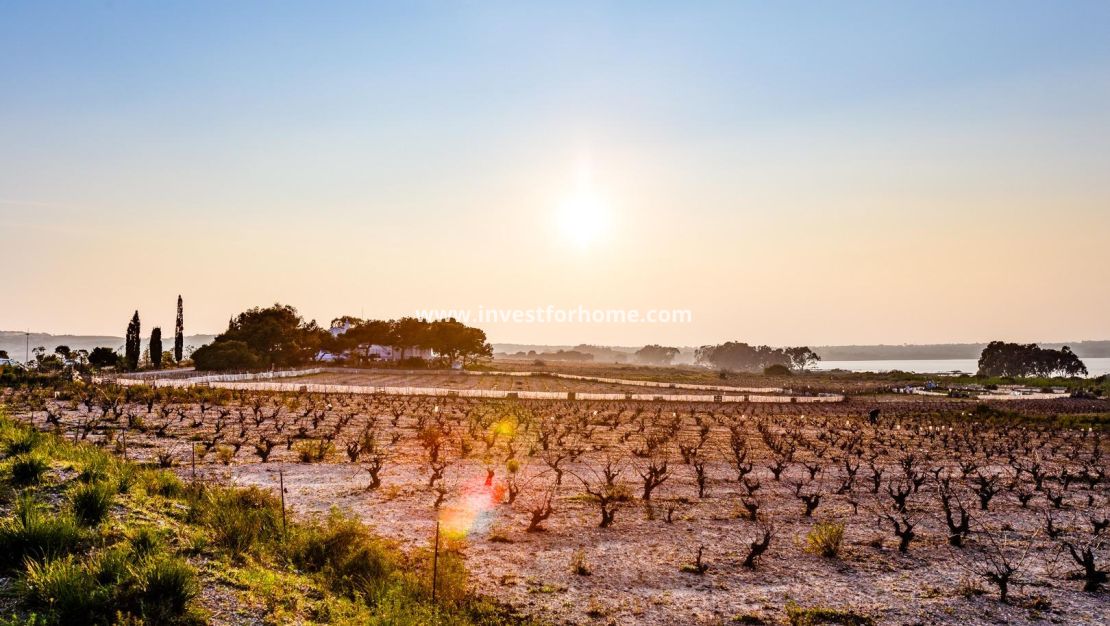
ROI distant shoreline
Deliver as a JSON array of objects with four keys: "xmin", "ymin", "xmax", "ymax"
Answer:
[{"xmin": 4, "ymin": 331, "xmax": 1109, "ymax": 362}]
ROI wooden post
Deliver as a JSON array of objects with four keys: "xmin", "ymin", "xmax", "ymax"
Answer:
[
  {"xmin": 432, "ymin": 520, "xmax": 440, "ymax": 602},
  {"xmin": 279, "ymin": 465, "xmax": 287, "ymax": 537}
]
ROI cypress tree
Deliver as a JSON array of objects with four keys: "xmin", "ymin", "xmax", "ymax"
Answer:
[
  {"xmin": 150, "ymin": 327, "xmax": 163, "ymax": 369},
  {"xmin": 125, "ymin": 311, "xmax": 141, "ymax": 370},
  {"xmin": 174, "ymin": 295, "xmax": 184, "ymax": 363}
]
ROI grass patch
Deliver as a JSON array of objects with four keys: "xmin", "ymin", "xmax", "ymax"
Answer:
[
  {"xmin": 69, "ymin": 481, "xmax": 115, "ymax": 527},
  {"xmin": 0, "ymin": 407, "xmax": 537, "ymax": 626},
  {"xmin": 785, "ymin": 600, "xmax": 873, "ymax": 626},
  {"xmin": 0, "ymin": 495, "xmax": 87, "ymax": 572},
  {"xmin": 9, "ymin": 454, "xmax": 50, "ymax": 486}
]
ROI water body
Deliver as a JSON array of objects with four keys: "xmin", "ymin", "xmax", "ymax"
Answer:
[{"xmin": 816, "ymin": 357, "xmax": 1110, "ymax": 377}]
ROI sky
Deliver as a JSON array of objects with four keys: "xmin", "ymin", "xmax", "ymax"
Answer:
[{"xmin": 1, "ymin": 1, "xmax": 1109, "ymax": 346}]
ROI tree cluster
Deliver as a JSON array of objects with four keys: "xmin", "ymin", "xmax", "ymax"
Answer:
[
  {"xmin": 635, "ymin": 345, "xmax": 680, "ymax": 366},
  {"xmin": 695, "ymin": 342, "xmax": 820, "ymax": 373},
  {"xmin": 192, "ymin": 304, "xmax": 326, "ymax": 371},
  {"xmin": 327, "ymin": 316, "xmax": 492, "ymax": 366},
  {"xmin": 977, "ymin": 341, "xmax": 1088, "ymax": 378}
]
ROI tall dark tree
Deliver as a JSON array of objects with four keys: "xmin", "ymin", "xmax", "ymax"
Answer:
[
  {"xmin": 174, "ymin": 295, "xmax": 184, "ymax": 363},
  {"xmin": 125, "ymin": 311, "xmax": 141, "ymax": 371},
  {"xmin": 150, "ymin": 327, "xmax": 163, "ymax": 369}
]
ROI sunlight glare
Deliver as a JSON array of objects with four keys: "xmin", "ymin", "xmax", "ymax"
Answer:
[{"xmin": 556, "ymin": 159, "xmax": 612, "ymax": 250}]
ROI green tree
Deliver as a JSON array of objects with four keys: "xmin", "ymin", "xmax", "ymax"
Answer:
[
  {"xmin": 331, "ymin": 318, "xmax": 392, "ymax": 362},
  {"xmin": 977, "ymin": 342, "xmax": 1087, "ymax": 378},
  {"xmin": 784, "ymin": 346, "xmax": 821, "ymax": 372},
  {"xmin": 150, "ymin": 327, "xmax": 163, "ymax": 369},
  {"xmin": 191, "ymin": 340, "xmax": 261, "ymax": 371},
  {"xmin": 428, "ymin": 318, "xmax": 492, "ymax": 366},
  {"xmin": 390, "ymin": 317, "xmax": 431, "ymax": 361},
  {"xmin": 88, "ymin": 347, "xmax": 120, "ymax": 368},
  {"xmin": 197, "ymin": 303, "xmax": 325, "ymax": 369}
]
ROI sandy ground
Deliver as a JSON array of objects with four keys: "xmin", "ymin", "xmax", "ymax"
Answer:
[
  {"xmin": 208, "ymin": 456, "xmax": 1106, "ymax": 626},
  {"xmin": 6, "ymin": 389, "xmax": 1107, "ymax": 625}
]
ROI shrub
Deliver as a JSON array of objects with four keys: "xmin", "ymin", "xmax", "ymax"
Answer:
[
  {"xmin": 129, "ymin": 526, "xmax": 166, "ymax": 558},
  {"xmin": 94, "ymin": 545, "xmax": 134, "ymax": 589},
  {"xmin": 139, "ymin": 557, "xmax": 198, "ymax": 620},
  {"xmin": 0, "ymin": 496, "xmax": 85, "ymax": 571},
  {"xmin": 197, "ymin": 486, "xmax": 282, "ymax": 558},
  {"xmin": 296, "ymin": 439, "xmax": 333, "ymax": 463},
  {"xmin": 71, "ymin": 482, "xmax": 115, "ymax": 527},
  {"xmin": 570, "ymin": 548, "xmax": 592, "ymax": 576},
  {"xmin": 215, "ymin": 445, "xmax": 235, "ymax": 465},
  {"xmin": 21, "ymin": 556, "xmax": 109, "ymax": 624},
  {"xmin": 140, "ymin": 469, "xmax": 184, "ymax": 499},
  {"xmin": 77, "ymin": 455, "xmax": 113, "ymax": 484},
  {"xmin": 5, "ymin": 430, "xmax": 42, "ymax": 457},
  {"xmin": 190, "ymin": 340, "xmax": 260, "ymax": 371},
  {"xmin": 288, "ymin": 510, "xmax": 394, "ymax": 598},
  {"xmin": 805, "ymin": 521, "xmax": 845, "ymax": 559},
  {"xmin": 764, "ymin": 364, "xmax": 792, "ymax": 376},
  {"xmin": 10, "ymin": 454, "xmax": 49, "ymax": 486},
  {"xmin": 20, "ymin": 545, "xmax": 199, "ymax": 626}
]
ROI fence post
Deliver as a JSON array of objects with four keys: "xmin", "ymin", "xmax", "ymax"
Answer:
[
  {"xmin": 279, "ymin": 465, "xmax": 287, "ymax": 537},
  {"xmin": 432, "ymin": 520, "xmax": 440, "ymax": 602}
]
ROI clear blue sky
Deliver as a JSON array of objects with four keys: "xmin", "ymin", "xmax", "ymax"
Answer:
[{"xmin": 2, "ymin": 2, "xmax": 1109, "ymax": 345}]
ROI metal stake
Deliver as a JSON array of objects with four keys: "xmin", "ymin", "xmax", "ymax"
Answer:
[
  {"xmin": 432, "ymin": 520, "xmax": 440, "ymax": 602},
  {"xmin": 279, "ymin": 465, "xmax": 287, "ymax": 537}
]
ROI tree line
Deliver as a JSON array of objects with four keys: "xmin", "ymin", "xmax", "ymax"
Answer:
[
  {"xmin": 694, "ymin": 342, "xmax": 821, "ymax": 373},
  {"xmin": 191, "ymin": 304, "xmax": 492, "ymax": 371}
]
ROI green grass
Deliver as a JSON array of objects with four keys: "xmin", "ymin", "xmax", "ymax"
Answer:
[
  {"xmin": 69, "ymin": 481, "xmax": 115, "ymax": 526},
  {"xmin": 805, "ymin": 521, "xmax": 845, "ymax": 559},
  {"xmin": 785, "ymin": 600, "xmax": 874, "ymax": 626},
  {"xmin": 0, "ymin": 406, "xmax": 538, "ymax": 626},
  {"xmin": 0, "ymin": 495, "xmax": 87, "ymax": 572},
  {"xmin": 9, "ymin": 454, "xmax": 50, "ymax": 486}
]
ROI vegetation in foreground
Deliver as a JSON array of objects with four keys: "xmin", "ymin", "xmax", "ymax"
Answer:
[{"xmin": 0, "ymin": 409, "xmax": 533, "ymax": 626}]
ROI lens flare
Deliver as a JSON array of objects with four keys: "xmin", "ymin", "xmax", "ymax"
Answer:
[{"xmin": 437, "ymin": 473, "xmax": 502, "ymax": 539}]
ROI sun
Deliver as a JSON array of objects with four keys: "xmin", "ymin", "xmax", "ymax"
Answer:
[{"xmin": 556, "ymin": 188, "xmax": 611, "ymax": 249}]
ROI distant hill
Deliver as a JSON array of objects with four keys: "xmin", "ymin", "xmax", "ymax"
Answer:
[{"xmin": 0, "ymin": 331, "xmax": 216, "ymax": 360}]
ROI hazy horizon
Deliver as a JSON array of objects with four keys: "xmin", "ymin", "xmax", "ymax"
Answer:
[{"xmin": 3, "ymin": 2, "xmax": 1109, "ymax": 346}]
